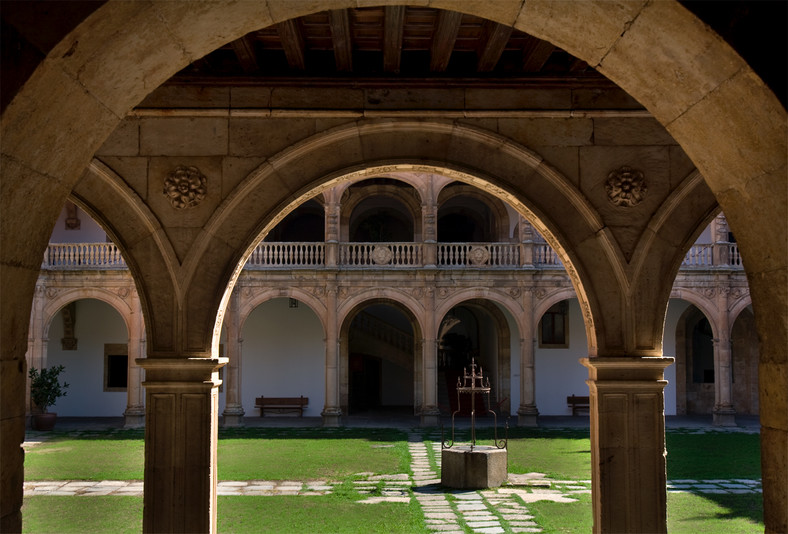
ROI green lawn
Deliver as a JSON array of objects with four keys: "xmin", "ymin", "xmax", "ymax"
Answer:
[{"xmin": 22, "ymin": 427, "xmax": 763, "ymax": 533}]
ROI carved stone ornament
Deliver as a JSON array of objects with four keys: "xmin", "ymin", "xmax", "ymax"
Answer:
[
  {"xmin": 468, "ymin": 246, "xmax": 490, "ymax": 266},
  {"xmin": 163, "ymin": 165, "xmax": 207, "ymax": 209},
  {"xmin": 605, "ymin": 166, "xmax": 647, "ymax": 207},
  {"xmin": 371, "ymin": 246, "xmax": 393, "ymax": 265}
]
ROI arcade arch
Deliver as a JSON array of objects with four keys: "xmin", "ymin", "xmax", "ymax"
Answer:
[{"xmin": 2, "ymin": 2, "xmax": 785, "ymax": 532}]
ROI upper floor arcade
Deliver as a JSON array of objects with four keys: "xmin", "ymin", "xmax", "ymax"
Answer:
[{"xmin": 42, "ymin": 175, "xmax": 744, "ymax": 276}]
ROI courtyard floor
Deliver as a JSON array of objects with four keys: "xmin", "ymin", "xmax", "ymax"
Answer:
[{"xmin": 22, "ymin": 415, "xmax": 762, "ymax": 533}]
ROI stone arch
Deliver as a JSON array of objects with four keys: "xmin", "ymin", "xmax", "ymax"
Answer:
[
  {"xmin": 436, "ymin": 182, "xmax": 512, "ymax": 242},
  {"xmin": 340, "ymin": 181, "xmax": 422, "ymax": 242},
  {"xmin": 729, "ymin": 294, "xmax": 754, "ymax": 328},
  {"xmin": 437, "ymin": 297, "xmax": 515, "ymax": 414},
  {"xmin": 668, "ymin": 290, "xmax": 721, "ymax": 339},
  {"xmin": 238, "ymin": 288, "xmax": 328, "ymax": 335},
  {"xmin": 534, "ymin": 288, "xmax": 578, "ymax": 329},
  {"xmin": 337, "ymin": 296, "xmax": 424, "ymax": 415},
  {"xmin": 2, "ymin": 2, "xmax": 785, "ymax": 531},
  {"xmin": 674, "ymin": 303, "xmax": 717, "ymax": 415},
  {"xmin": 43, "ymin": 288, "xmax": 134, "ymax": 342}
]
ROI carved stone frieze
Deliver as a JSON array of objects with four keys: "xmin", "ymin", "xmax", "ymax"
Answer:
[
  {"xmin": 45, "ymin": 287, "xmax": 59, "ymax": 299},
  {"xmin": 605, "ymin": 166, "xmax": 647, "ymax": 207},
  {"xmin": 509, "ymin": 288, "xmax": 521, "ymax": 298},
  {"xmin": 117, "ymin": 287, "xmax": 130, "ymax": 299},
  {"xmin": 163, "ymin": 165, "xmax": 207, "ymax": 209},
  {"xmin": 438, "ymin": 287, "xmax": 451, "ymax": 299},
  {"xmin": 412, "ymin": 288, "xmax": 424, "ymax": 299}
]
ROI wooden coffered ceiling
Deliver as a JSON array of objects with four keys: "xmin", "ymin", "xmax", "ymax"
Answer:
[{"xmin": 172, "ymin": 7, "xmax": 608, "ymax": 87}]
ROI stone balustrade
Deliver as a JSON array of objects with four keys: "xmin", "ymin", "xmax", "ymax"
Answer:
[{"xmin": 42, "ymin": 241, "xmax": 744, "ymax": 271}]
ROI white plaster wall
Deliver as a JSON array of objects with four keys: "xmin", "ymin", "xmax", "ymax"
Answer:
[
  {"xmin": 46, "ymin": 299, "xmax": 128, "ymax": 416},
  {"xmin": 50, "ymin": 205, "xmax": 108, "ymax": 243},
  {"xmin": 534, "ymin": 299, "xmax": 590, "ymax": 415},
  {"xmin": 240, "ymin": 298, "xmax": 325, "ymax": 417},
  {"xmin": 663, "ymin": 299, "xmax": 692, "ymax": 416}
]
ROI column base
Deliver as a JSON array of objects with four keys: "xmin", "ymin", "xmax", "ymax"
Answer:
[
  {"xmin": 322, "ymin": 409, "xmax": 342, "ymax": 427},
  {"xmin": 517, "ymin": 405, "xmax": 539, "ymax": 427},
  {"xmin": 420, "ymin": 406, "xmax": 441, "ymax": 427},
  {"xmin": 222, "ymin": 406, "xmax": 245, "ymax": 427},
  {"xmin": 123, "ymin": 406, "xmax": 145, "ymax": 428},
  {"xmin": 713, "ymin": 406, "xmax": 736, "ymax": 427}
]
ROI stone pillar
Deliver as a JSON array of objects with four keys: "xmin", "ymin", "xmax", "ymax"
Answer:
[
  {"xmin": 422, "ymin": 198, "xmax": 438, "ymax": 267},
  {"xmin": 421, "ymin": 288, "xmax": 440, "ymax": 426},
  {"xmin": 324, "ymin": 190, "xmax": 340, "ymax": 268},
  {"xmin": 221, "ymin": 289, "xmax": 244, "ymax": 427},
  {"xmin": 519, "ymin": 216, "xmax": 534, "ymax": 267},
  {"xmin": 518, "ymin": 288, "xmax": 538, "ymax": 426},
  {"xmin": 581, "ymin": 356, "xmax": 673, "ymax": 534},
  {"xmin": 713, "ymin": 284, "xmax": 735, "ymax": 426},
  {"xmin": 137, "ymin": 357, "xmax": 226, "ymax": 533},
  {"xmin": 124, "ymin": 292, "xmax": 145, "ymax": 428},
  {"xmin": 712, "ymin": 214, "xmax": 730, "ymax": 266},
  {"xmin": 322, "ymin": 285, "xmax": 342, "ymax": 426},
  {"xmin": 26, "ymin": 284, "xmax": 47, "ymax": 418}
]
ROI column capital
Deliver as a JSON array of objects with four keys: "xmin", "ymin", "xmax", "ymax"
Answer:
[
  {"xmin": 137, "ymin": 357, "xmax": 228, "ymax": 388},
  {"xmin": 581, "ymin": 356, "xmax": 673, "ymax": 382}
]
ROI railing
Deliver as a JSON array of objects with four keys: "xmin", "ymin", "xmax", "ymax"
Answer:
[
  {"xmin": 533, "ymin": 243, "xmax": 563, "ymax": 267},
  {"xmin": 42, "ymin": 243, "xmax": 127, "ymax": 269},
  {"xmin": 436, "ymin": 243, "xmax": 520, "ymax": 267},
  {"xmin": 42, "ymin": 241, "xmax": 744, "ymax": 272},
  {"xmin": 339, "ymin": 243, "xmax": 421, "ymax": 267},
  {"xmin": 682, "ymin": 244, "xmax": 713, "ymax": 267},
  {"xmin": 729, "ymin": 244, "xmax": 743, "ymax": 267},
  {"xmin": 246, "ymin": 242, "xmax": 324, "ymax": 268}
]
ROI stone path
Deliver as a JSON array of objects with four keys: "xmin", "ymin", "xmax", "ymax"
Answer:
[{"xmin": 22, "ymin": 430, "xmax": 763, "ymax": 533}]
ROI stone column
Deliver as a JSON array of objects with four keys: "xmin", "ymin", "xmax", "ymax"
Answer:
[
  {"xmin": 581, "ymin": 356, "xmax": 673, "ymax": 534},
  {"xmin": 422, "ymin": 199, "xmax": 438, "ymax": 267},
  {"xmin": 518, "ymin": 288, "xmax": 538, "ymax": 426},
  {"xmin": 322, "ymin": 285, "xmax": 342, "ymax": 426},
  {"xmin": 26, "ymin": 284, "xmax": 47, "ymax": 418},
  {"xmin": 713, "ymin": 284, "xmax": 735, "ymax": 426},
  {"xmin": 221, "ymin": 289, "xmax": 245, "ymax": 427},
  {"xmin": 324, "ymin": 190, "xmax": 340, "ymax": 268},
  {"xmin": 519, "ymin": 216, "xmax": 534, "ymax": 267},
  {"xmin": 124, "ymin": 291, "xmax": 145, "ymax": 428},
  {"xmin": 137, "ymin": 356, "xmax": 227, "ymax": 533},
  {"xmin": 421, "ymin": 288, "xmax": 440, "ymax": 426}
]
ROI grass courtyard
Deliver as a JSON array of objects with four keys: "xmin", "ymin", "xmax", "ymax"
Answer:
[{"xmin": 22, "ymin": 425, "xmax": 763, "ymax": 533}]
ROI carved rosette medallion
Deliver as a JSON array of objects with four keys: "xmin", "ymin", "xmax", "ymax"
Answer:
[
  {"xmin": 468, "ymin": 246, "xmax": 490, "ymax": 266},
  {"xmin": 371, "ymin": 246, "xmax": 393, "ymax": 265},
  {"xmin": 163, "ymin": 166, "xmax": 207, "ymax": 209},
  {"xmin": 605, "ymin": 166, "xmax": 647, "ymax": 207}
]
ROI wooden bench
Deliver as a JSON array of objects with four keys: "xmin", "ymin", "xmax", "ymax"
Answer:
[
  {"xmin": 567, "ymin": 395, "xmax": 590, "ymax": 416},
  {"xmin": 255, "ymin": 396, "xmax": 308, "ymax": 417}
]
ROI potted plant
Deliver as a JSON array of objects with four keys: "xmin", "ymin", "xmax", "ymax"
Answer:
[{"xmin": 29, "ymin": 365, "xmax": 69, "ymax": 430}]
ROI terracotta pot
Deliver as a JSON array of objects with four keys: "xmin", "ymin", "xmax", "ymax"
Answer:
[{"xmin": 33, "ymin": 412, "xmax": 57, "ymax": 431}]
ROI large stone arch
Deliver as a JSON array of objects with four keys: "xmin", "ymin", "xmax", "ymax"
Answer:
[
  {"xmin": 436, "ymin": 182, "xmax": 512, "ymax": 242},
  {"xmin": 668, "ymin": 290, "xmax": 721, "ymax": 339},
  {"xmin": 2, "ymin": 2, "xmax": 785, "ymax": 532}
]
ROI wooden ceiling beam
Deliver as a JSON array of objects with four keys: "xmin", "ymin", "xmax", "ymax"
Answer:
[
  {"xmin": 430, "ymin": 10, "xmax": 463, "ymax": 72},
  {"xmin": 522, "ymin": 38, "xmax": 554, "ymax": 73},
  {"xmin": 276, "ymin": 19, "xmax": 306, "ymax": 71},
  {"xmin": 477, "ymin": 21, "xmax": 513, "ymax": 72},
  {"xmin": 230, "ymin": 36, "xmax": 261, "ymax": 74},
  {"xmin": 383, "ymin": 6, "xmax": 405, "ymax": 73},
  {"xmin": 328, "ymin": 9, "xmax": 353, "ymax": 72}
]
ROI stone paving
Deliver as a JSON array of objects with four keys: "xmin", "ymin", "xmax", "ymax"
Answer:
[{"xmin": 23, "ymin": 425, "xmax": 763, "ymax": 533}]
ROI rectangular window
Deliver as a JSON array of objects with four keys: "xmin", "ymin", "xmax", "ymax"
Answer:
[
  {"xmin": 539, "ymin": 302, "xmax": 569, "ymax": 348},
  {"xmin": 104, "ymin": 344, "xmax": 128, "ymax": 392}
]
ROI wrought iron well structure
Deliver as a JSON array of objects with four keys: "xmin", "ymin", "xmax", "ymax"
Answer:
[{"xmin": 442, "ymin": 358, "xmax": 507, "ymax": 451}]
